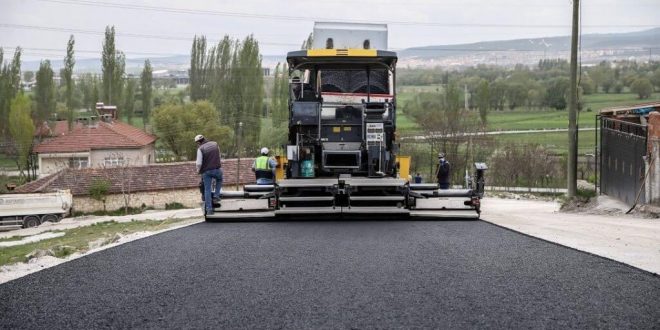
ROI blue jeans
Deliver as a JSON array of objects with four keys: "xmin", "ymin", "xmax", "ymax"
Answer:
[
  {"xmin": 202, "ymin": 168, "xmax": 223, "ymax": 212},
  {"xmin": 256, "ymin": 178, "xmax": 274, "ymax": 185}
]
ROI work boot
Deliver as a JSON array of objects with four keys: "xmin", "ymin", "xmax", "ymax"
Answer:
[{"xmin": 212, "ymin": 198, "xmax": 221, "ymax": 207}]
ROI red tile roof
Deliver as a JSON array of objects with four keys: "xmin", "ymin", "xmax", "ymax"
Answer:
[
  {"xmin": 15, "ymin": 159, "xmax": 257, "ymax": 196},
  {"xmin": 33, "ymin": 120, "xmax": 156, "ymax": 153},
  {"xmin": 34, "ymin": 121, "xmax": 84, "ymax": 138}
]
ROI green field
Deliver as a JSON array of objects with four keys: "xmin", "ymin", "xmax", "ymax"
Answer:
[
  {"xmin": 396, "ymin": 90, "xmax": 660, "ymax": 132},
  {"xmin": 494, "ymin": 131, "xmax": 596, "ymax": 156}
]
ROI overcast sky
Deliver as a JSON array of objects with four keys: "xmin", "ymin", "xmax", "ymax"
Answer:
[{"xmin": 2, "ymin": 0, "xmax": 659, "ymax": 61}]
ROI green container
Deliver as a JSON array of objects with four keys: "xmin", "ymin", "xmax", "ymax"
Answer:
[{"xmin": 300, "ymin": 160, "xmax": 315, "ymax": 177}]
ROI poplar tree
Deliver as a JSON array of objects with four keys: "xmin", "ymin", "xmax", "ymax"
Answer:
[
  {"xmin": 35, "ymin": 60, "xmax": 55, "ymax": 124},
  {"xmin": 124, "ymin": 78, "xmax": 136, "ymax": 125},
  {"xmin": 0, "ymin": 47, "xmax": 22, "ymax": 137},
  {"xmin": 189, "ymin": 35, "xmax": 207, "ymax": 101},
  {"xmin": 101, "ymin": 26, "xmax": 116, "ymax": 104},
  {"xmin": 271, "ymin": 62, "xmax": 289, "ymax": 126},
  {"xmin": 9, "ymin": 94, "xmax": 34, "ymax": 180},
  {"xmin": 62, "ymin": 35, "xmax": 76, "ymax": 129},
  {"xmin": 140, "ymin": 59, "xmax": 153, "ymax": 128}
]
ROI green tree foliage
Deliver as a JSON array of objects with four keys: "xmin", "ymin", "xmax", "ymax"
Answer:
[
  {"xmin": 123, "ymin": 78, "xmax": 137, "ymax": 125},
  {"xmin": 630, "ymin": 77, "xmax": 653, "ymax": 99},
  {"xmin": 0, "ymin": 47, "xmax": 22, "ymax": 137},
  {"xmin": 152, "ymin": 101, "xmax": 234, "ymax": 160},
  {"xmin": 101, "ymin": 26, "xmax": 125, "ymax": 107},
  {"xmin": 544, "ymin": 77, "xmax": 569, "ymax": 110},
  {"xmin": 140, "ymin": 59, "xmax": 153, "ymax": 128},
  {"xmin": 79, "ymin": 73, "xmax": 100, "ymax": 111},
  {"xmin": 189, "ymin": 35, "xmax": 208, "ymax": 102},
  {"xmin": 101, "ymin": 26, "xmax": 116, "ymax": 104},
  {"xmin": 89, "ymin": 179, "xmax": 110, "ymax": 211},
  {"xmin": 9, "ymin": 94, "xmax": 34, "ymax": 180},
  {"xmin": 270, "ymin": 62, "xmax": 289, "ymax": 127},
  {"xmin": 475, "ymin": 80, "xmax": 489, "ymax": 125},
  {"xmin": 230, "ymin": 35, "xmax": 264, "ymax": 150},
  {"xmin": 35, "ymin": 60, "xmax": 56, "ymax": 124},
  {"xmin": 62, "ymin": 35, "xmax": 76, "ymax": 129},
  {"xmin": 22, "ymin": 71, "xmax": 34, "ymax": 82}
]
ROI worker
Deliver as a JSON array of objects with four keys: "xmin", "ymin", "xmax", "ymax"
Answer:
[
  {"xmin": 435, "ymin": 152, "xmax": 451, "ymax": 189},
  {"xmin": 252, "ymin": 147, "xmax": 277, "ymax": 185},
  {"xmin": 414, "ymin": 172, "xmax": 423, "ymax": 184},
  {"xmin": 195, "ymin": 134, "xmax": 223, "ymax": 215}
]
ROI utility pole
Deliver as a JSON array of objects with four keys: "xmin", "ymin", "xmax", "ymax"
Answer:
[
  {"xmin": 567, "ymin": 0, "xmax": 580, "ymax": 198},
  {"xmin": 236, "ymin": 122, "xmax": 243, "ymax": 191},
  {"xmin": 464, "ymin": 84, "xmax": 469, "ymax": 110}
]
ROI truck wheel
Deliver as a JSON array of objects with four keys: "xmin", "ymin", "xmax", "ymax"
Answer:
[
  {"xmin": 41, "ymin": 214, "xmax": 59, "ymax": 223},
  {"xmin": 23, "ymin": 215, "xmax": 41, "ymax": 228}
]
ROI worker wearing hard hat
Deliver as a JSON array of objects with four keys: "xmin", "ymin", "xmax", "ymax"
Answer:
[
  {"xmin": 435, "ymin": 152, "xmax": 451, "ymax": 190},
  {"xmin": 195, "ymin": 134, "xmax": 223, "ymax": 215},
  {"xmin": 252, "ymin": 147, "xmax": 278, "ymax": 185}
]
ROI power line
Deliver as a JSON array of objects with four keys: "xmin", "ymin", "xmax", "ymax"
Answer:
[
  {"xmin": 33, "ymin": 0, "xmax": 660, "ymax": 29},
  {"xmin": 0, "ymin": 23, "xmax": 300, "ymax": 47}
]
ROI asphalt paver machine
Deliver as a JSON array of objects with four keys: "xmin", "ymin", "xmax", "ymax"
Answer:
[{"xmin": 206, "ymin": 22, "xmax": 486, "ymax": 220}]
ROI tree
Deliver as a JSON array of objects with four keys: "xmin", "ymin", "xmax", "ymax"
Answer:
[
  {"xmin": 35, "ymin": 60, "xmax": 56, "ymax": 124},
  {"xmin": 152, "ymin": 101, "xmax": 234, "ymax": 160},
  {"xmin": 140, "ymin": 59, "xmax": 153, "ymax": 128},
  {"xmin": 62, "ymin": 35, "xmax": 76, "ymax": 129},
  {"xmin": 101, "ymin": 26, "xmax": 116, "ymax": 104},
  {"xmin": 270, "ymin": 62, "xmax": 289, "ymax": 126},
  {"xmin": 22, "ymin": 71, "xmax": 34, "ymax": 82},
  {"xmin": 189, "ymin": 35, "xmax": 208, "ymax": 101},
  {"xmin": 475, "ymin": 80, "xmax": 489, "ymax": 125},
  {"xmin": 631, "ymin": 77, "xmax": 653, "ymax": 99},
  {"xmin": 89, "ymin": 179, "xmax": 110, "ymax": 212},
  {"xmin": 0, "ymin": 47, "xmax": 22, "ymax": 137},
  {"xmin": 544, "ymin": 77, "xmax": 569, "ymax": 110},
  {"xmin": 9, "ymin": 94, "xmax": 35, "ymax": 180},
  {"xmin": 227, "ymin": 35, "xmax": 263, "ymax": 151},
  {"xmin": 113, "ymin": 51, "xmax": 126, "ymax": 111},
  {"xmin": 101, "ymin": 26, "xmax": 124, "ymax": 107},
  {"xmin": 123, "ymin": 78, "xmax": 137, "ymax": 124}
]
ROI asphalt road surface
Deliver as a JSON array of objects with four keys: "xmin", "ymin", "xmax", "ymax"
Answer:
[{"xmin": 1, "ymin": 220, "xmax": 659, "ymax": 329}]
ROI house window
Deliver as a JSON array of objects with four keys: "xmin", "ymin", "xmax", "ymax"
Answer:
[
  {"xmin": 68, "ymin": 157, "xmax": 89, "ymax": 169},
  {"xmin": 104, "ymin": 156, "xmax": 125, "ymax": 167}
]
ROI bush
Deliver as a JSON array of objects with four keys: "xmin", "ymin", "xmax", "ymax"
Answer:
[{"xmin": 165, "ymin": 202, "xmax": 185, "ymax": 210}]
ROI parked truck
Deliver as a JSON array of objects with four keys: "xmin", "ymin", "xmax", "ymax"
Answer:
[{"xmin": 0, "ymin": 190, "xmax": 72, "ymax": 230}]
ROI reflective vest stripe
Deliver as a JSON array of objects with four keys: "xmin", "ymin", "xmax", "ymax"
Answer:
[{"xmin": 255, "ymin": 156, "xmax": 270, "ymax": 170}]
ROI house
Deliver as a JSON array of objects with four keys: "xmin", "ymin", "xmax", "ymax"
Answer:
[
  {"xmin": 599, "ymin": 101, "xmax": 660, "ymax": 205},
  {"xmin": 14, "ymin": 159, "xmax": 256, "ymax": 212},
  {"xmin": 33, "ymin": 118, "xmax": 157, "ymax": 176}
]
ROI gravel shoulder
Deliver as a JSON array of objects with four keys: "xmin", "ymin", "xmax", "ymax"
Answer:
[{"xmin": 481, "ymin": 197, "xmax": 660, "ymax": 274}]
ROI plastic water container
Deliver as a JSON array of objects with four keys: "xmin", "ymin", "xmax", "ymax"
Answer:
[{"xmin": 300, "ymin": 160, "xmax": 315, "ymax": 177}]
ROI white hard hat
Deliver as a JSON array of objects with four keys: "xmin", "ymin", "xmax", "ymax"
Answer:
[
  {"xmin": 438, "ymin": 152, "xmax": 445, "ymax": 158},
  {"xmin": 194, "ymin": 134, "xmax": 204, "ymax": 142},
  {"xmin": 260, "ymin": 147, "xmax": 269, "ymax": 155}
]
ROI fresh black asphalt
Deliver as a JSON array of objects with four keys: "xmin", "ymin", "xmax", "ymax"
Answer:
[{"xmin": 0, "ymin": 220, "xmax": 659, "ymax": 329}]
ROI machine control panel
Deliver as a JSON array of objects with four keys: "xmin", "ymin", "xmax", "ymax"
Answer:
[{"xmin": 366, "ymin": 123, "xmax": 384, "ymax": 145}]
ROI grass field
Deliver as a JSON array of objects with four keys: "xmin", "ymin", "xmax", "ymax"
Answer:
[
  {"xmin": 493, "ymin": 131, "xmax": 596, "ymax": 156},
  {"xmin": 396, "ymin": 90, "xmax": 660, "ymax": 133}
]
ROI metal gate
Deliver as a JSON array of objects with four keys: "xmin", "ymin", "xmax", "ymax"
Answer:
[{"xmin": 599, "ymin": 117, "xmax": 647, "ymax": 206}]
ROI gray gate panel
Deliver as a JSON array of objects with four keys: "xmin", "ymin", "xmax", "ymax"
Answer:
[{"xmin": 600, "ymin": 118, "xmax": 646, "ymax": 206}]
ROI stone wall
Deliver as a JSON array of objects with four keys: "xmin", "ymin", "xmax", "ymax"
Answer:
[{"xmin": 72, "ymin": 184, "xmax": 239, "ymax": 213}]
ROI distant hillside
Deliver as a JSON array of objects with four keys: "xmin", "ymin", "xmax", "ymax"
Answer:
[
  {"xmin": 400, "ymin": 28, "xmax": 660, "ymax": 59},
  {"xmin": 20, "ymin": 28, "xmax": 660, "ymax": 72}
]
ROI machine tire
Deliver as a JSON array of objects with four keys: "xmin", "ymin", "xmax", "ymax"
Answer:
[
  {"xmin": 41, "ymin": 214, "xmax": 59, "ymax": 223},
  {"xmin": 23, "ymin": 215, "xmax": 40, "ymax": 228}
]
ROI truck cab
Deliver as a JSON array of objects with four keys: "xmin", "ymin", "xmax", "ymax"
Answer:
[{"xmin": 285, "ymin": 22, "xmax": 398, "ymax": 179}]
